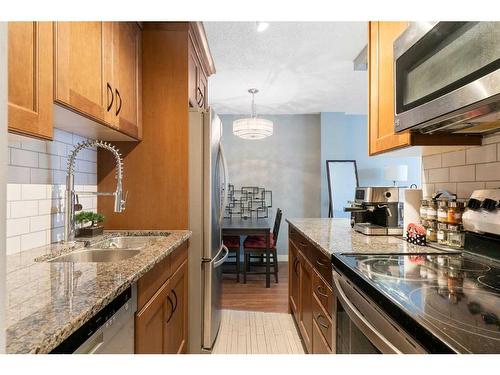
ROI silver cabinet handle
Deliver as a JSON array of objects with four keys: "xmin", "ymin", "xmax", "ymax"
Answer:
[
  {"xmin": 332, "ymin": 274, "xmax": 401, "ymax": 354},
  {"xmin": 218, "ymin": 142, "xmax": 229, "ymax": 224}
]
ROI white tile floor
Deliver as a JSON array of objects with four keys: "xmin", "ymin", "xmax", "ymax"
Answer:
[{"xmin": 212, "ymin": 310, "xmax": 305, "ymax": 354}]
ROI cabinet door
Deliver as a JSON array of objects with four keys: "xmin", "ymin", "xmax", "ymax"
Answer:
[
  {"xmin": 165, "ymin": 260, "xmax": 188, "ymax": 354},
  {"xmin": 312, "ymin": 320, "xmax": 331, "ymax": 354},
  {"xmin": 135, "ymin": 278, "xmax": 172, "ymax": 354},
  {"xmin": 55, "ymin": 22, "xmax": 110, "ymax": 123},
  {"xmin": 299, "ymin": 253, "xmax": 313, "ymax": 353},
  {"xmin": 8, "ymin": 22, "xmax": 53, "ymax": 139},
  {"xmin": 368, "ymin": 21, "xmax": 410, "ymax": 155},
  {"xmin": 289, "ymin": 241, "xmax": 300, "ymax": 319},
  {"xmin": 113, "ymin": 22, "xmax": 142, "ymax": 139}
]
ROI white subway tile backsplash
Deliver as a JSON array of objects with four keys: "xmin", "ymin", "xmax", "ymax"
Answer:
[
  {"xmin": 7, "ymin": 184, "xmax": 21, "ymax": 201},
  {"xmin": 10, "ymin": 200, "xmax": 38, "ymax": 218},
  {"xmin": 8, "ymin": 165, "xmax": 30, "ymax": 184},
  {"xmin": 11, "ymin": 148, "xmax": 38, "ymax": 168},
  {"xmin": 449, "ymin": 165, "xmax": 475, "ymax": 182},
  {"xmin": 442, "ymin": 150, "xmax": 465, "ymax": 167},
  {"xmin": 434, "ymin": 183, "xmax": 457, "ymax": 195},
  {"xmin": 422, "ymin": 154, "xmax": 442, "ymax": 169},
  {"xmin": 486, "ymin": 181, "xmax": 500, "ymax": 189},
  {"xmin": 21, "ymin": 184, "xmax": 48, "ymax": 200},
  {"xmin": 30, "ymin": 215, "xmax": 52, "ymax": 232},
  {"xmin": 7, "ymin": 218, "xmax": 30, "ymax": 237},
  {"xmin": 428, "ymin": 168, "xmax": 449, "ymax": 183},
  {"xmin": 6, "ymin": 129, "xmax": 98, "ymax": 254},
  {"xmin": 21, "ymin": 231, "xmax": 47, "ymax": 251},
  {"xmin": 476, "ymin": 162, "xmax": 500, "ymax": 181},
  {"xmin": 457, "ymin": 182, "xmax": 486, "ymax": 199},
  {"xmin": 6, "ymin": 237, "xmax": 21, "ymax": 256},
  {"xmin": 466, "ymin": 144, "xmax": 497, "ymax": 164}
]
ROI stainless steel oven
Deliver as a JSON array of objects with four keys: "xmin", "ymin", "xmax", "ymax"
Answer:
[
  {"xmin": 332, "ymin": 270, "xmax": 426, "ymax": 354},
  {"xmin": 394, "ymin": 22, "xmax": 500, "ymax": 135}
]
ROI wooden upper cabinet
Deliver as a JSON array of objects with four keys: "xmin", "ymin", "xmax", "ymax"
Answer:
[
  {"xmin": 55, "ymin": 21, "xmax": 141, "ymax": 140},
  {"xmin": 55, "ymin": 22, "xmax": 109, "ymax": 122},
  {"xmin": 8, "ymin": 22, "xmax": 53, "ymax": 139},
  {"xmin": 368, "ymin": 21, "xmax": 410, "ymax": 155},
  {"xmin": 112, "ymin": 22, "xmax": 142, "ymax": 139}
]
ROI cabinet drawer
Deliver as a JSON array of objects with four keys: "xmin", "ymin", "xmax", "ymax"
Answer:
[
  {"xmin": 311, "ymin": 248, "xmax": 332, "ymax": 285},
  {"xmin": 313, "ymin": 320, "xmax": 332, "ymax": 354},
  {"xmin": 170, "ymin": 241, "xmax": 188, "ymax": 274},
  {"xmin": 313, "ymin": 268, "xmax": 333, "ymax": 313},
  {"xmin": 289, "ymin": 228, "xmax": 313, "ymax": 260},
  {"xmin": 312, "ymin": 293, "xmax": 333, "ymax": 351},
  {"xmin": 137, "ymin": 255, "xmax": 171, "ymax": 311}
]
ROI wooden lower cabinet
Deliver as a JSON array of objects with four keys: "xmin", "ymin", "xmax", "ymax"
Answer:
[
  {"xmin": 289, "ymin": 242, "xmax": 300, "ymax": 317},
  {"xmin": 165, "ymin": 260, "xmax": 188, "ymax": 354},
  {"xmin": 135, "ymin": 242, "xmax": 188, "ymax": 354},
  {"xmin": 298, "ymin": 253, "xmax": 313, "ymax": 353},
  {"xmin": 289, "ymin": 227, "xmax": 334, "ymax": 354}
]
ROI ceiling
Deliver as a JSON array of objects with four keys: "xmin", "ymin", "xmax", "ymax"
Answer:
[{"xmin": 204, "ymin": 22, "xmax": 368, "ymax": 115}]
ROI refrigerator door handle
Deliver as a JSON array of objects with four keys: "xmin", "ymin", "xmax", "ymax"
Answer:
[
  {"xmin": 213, "ymin": 244, "xmax": 229, "ymax": 269},
  {"xmin": 218, "ymin": 142, "xmax": 229, "ymax": 224}
]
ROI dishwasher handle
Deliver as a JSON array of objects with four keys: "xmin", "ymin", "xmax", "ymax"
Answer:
[{"xmin": 333, "ymin": 273, "xmax": 402, "ymax": 354}]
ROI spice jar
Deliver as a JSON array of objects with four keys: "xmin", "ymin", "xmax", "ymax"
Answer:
[
  {"xmin": 420, "ymin": 200, "xmax": 428, "ymax": 220},
  {"xmin": 437, "ymin": 200, "xmax": 448, "ymax": 223},
  {"xmin": 426, "ymin": 221, "xmax": 438, "ymax": 242},
  {"xmin": 427, "ymin": 200, "xmax": 438, "ymax": 221},
  {"xmin": 448, "ymin": 201, "xmax": 464, "ymax": 224},
  {"xmin": 448, "ymin": 224, "xmax": 465, "ymax": 248},
  {"xmin": 437, "ymin": 223, "xmax": 448, "ymax": 245}
]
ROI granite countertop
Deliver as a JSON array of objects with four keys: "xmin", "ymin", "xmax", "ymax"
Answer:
[
  {"xmin": 5, "ymin": 230, "xmax": 191, "ymax": 354},
  {"xmin": 286, "ymin": 218, "xmax": 458, "ymax": 258}
]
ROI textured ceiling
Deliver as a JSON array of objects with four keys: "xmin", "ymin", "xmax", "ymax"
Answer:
[{"xmin": 204, "ymin": 22, "xmax": 368, "ymax": 115}]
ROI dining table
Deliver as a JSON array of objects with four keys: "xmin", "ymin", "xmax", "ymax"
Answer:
[{"xmin": 222, "ymin": 217, "xmax": 272, "ymax": 288}]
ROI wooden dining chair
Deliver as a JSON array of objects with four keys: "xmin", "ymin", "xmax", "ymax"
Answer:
[
  {"xmin": 222, "ymin": 236, "xmax": 241, "ymax": 282},
  {"xmin": 242, "ymin": 208, "xmax": 282, "ymax": 284}
]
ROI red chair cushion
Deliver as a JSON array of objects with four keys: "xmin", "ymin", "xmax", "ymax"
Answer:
[
  {"xmin": 223, "ymin": 236, "xmax": 240, "ymax": 249},
  {"xmin": 243, "ymin": 233, "xmax": 275, "ymax": 249}
]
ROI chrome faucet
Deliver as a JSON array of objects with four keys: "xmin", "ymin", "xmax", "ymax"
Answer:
[{"xmin": 64, "ymin": 140, "xmax": 127, "ymax": 244}]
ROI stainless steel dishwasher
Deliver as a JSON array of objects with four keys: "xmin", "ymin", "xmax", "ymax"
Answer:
[{"xmin": 51, "ymin": 284, "xmax": 137, "ymax": 354}]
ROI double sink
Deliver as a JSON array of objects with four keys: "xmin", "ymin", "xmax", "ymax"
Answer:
[{"xmin": 48, "ymin": 235, "xmax": 167, "ymax": 263}]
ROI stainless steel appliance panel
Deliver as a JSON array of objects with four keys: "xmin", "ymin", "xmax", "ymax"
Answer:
[{"xmin": 394, "ymin": 22, "xmax": 500, "ymax": 134}]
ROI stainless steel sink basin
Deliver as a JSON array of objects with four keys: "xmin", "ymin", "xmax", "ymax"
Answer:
[
  {"xmin": 49, "ymin": 249, "xmax": 141, "ymax": 263},
  {"xmin": 88, "ymin": 236, "xmax": 157, "ymax": 250},
  {"xmin": 47, "ymin": 235, "xmax": 168, "ymax": 263}
]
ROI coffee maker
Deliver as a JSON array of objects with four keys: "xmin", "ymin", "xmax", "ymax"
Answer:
[{"xmin": 344, "ymin": 186, "xmax": 403, "ymax": 236}]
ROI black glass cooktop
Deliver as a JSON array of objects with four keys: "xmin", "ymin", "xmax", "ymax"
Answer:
[{"xmin": 332, "ymin": 252, "xmax": 500, "ymax": 353}]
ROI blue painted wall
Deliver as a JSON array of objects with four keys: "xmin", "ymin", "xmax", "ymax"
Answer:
[{"xmin": 320, "ymin": 112, "xmax": 421, "ymax": 217}]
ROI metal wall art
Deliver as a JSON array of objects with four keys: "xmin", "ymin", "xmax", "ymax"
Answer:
[{"xmin": 224, "ymin": 184, "xmax": 273, "ymax": 219}]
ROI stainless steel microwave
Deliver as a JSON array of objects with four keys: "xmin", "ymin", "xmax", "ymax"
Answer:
[{"xmin": 394, "ymin": 22, "xmax": 500, "ymax": 135}]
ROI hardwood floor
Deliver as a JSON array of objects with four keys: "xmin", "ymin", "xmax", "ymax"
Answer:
[
  {"xmin": 221, "ymin": 262, "xmax": 289, "ymax": 313},
  {"xmin": 212, "ymin": 310, "xmax": 304, "ymax": 354}
]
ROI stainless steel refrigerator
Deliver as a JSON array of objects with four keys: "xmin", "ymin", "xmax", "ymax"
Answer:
[{"xmin": 188, "ymin": 108, "xmax": 229, "ymax": 353}]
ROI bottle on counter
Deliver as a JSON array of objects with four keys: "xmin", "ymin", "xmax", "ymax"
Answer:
[
  {"xmin": 420, "ymin": 200, "xmax": 428, "ymax": 221},
  {"xmin": 437, "ymin": 200, "xmax": 448, "ymax": 223},
  {"xmin": 426, "ymin": 220, "xmax": 438, "ymax": 242},
  {"xmin": 447, "ymin": 224, "xmax": 465, "ymax": 248},
  {"xmin": 437, "ymin": 223, "xmax": 448, "ymax": 245},
  {"xmin": 447, "ymin": 201, "xmax": 464, "ymax": 224},
  {"xmin": 427, "ymin": 199, "xmax": 438, "ymax": 221}
]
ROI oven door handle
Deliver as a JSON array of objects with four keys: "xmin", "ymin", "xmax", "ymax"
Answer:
[{"xmin": 333, "ymin": 274, "xmax": 402, "ymax": 354}]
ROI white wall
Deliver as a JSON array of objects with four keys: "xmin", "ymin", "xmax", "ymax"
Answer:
[
  {"xmin": 220, "ymin": 114, "xmax": 321, "ymax": 255},
  {"xmin": 0, "ymin": 21, "xmax": 8, "ymax": 354}
]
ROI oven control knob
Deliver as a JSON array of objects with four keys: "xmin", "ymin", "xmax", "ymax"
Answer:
[
  {"xmin": 481, "ymin": 198, "xmax": 498, "ymax": 212},
  {"xmin": 467, "ymin": 198, "xmax": 482, "ymax": 210},
  {"xmin": 385, "ymin": 191, "xmax": 392, "ymax": 198}
]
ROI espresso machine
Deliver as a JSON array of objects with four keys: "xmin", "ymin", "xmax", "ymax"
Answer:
[{"xmin": 344, "ymin": 186, "xmax": 403, "ymax": 236}]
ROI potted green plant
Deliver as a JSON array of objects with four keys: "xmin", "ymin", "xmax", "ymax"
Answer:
[{"xmin": 75, "ymin": 211, "xmax": 105, "ymax": 237}]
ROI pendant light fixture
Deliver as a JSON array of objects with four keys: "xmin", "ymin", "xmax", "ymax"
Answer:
[{"xmin": 233, "ymin": 89, "xmax": 273, "ymax": 140}]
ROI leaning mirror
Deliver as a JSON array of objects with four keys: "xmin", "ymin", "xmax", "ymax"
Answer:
[{"xmin": 326, "ymin": 160, "xmax": 359, "ymax": 218}]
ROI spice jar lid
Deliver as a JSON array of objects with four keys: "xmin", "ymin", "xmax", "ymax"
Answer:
[
  {"xmin": 438, "ymin": 223, "xmax": 448, "ymax": 230},
  {"xmin": 448, "ymin": 224, "xmax": 463, "ymax": 232},
  {"xmin": 449, "ymin": 201, "xmax": 464, "ymax": 208},
  {"xmin": 421, "ymin": 199, "xmax": 428, "ymax": 206},
  {"xmin": 438, "ymin": 200, "xmax": 448, "ymax": 208}
]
